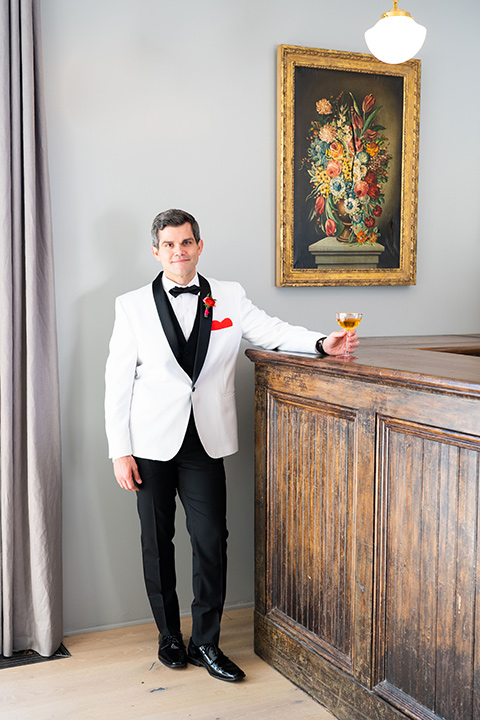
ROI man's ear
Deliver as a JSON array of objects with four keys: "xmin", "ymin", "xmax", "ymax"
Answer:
[{"xmin": 152, "ymin": 245, "xmax": 161, "ymax": 261}]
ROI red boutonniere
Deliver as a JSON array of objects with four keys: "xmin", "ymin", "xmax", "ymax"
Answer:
[{"xmin": 203, "ymin": 294, "xmax": 216, "ymax": 317}]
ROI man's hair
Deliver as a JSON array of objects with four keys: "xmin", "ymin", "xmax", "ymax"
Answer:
[{"xmin": 151, "ymin": 208, "xmax": 201, "ymax": 248}]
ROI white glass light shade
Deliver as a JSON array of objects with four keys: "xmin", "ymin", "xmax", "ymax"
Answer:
[{"xmin": 365, "ymin": 15, "xmax": 426, "ymax": 64}]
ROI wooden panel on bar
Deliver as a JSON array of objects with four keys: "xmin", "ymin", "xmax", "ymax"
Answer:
[
  {"xmin": 266, "ymin": 391, "xmax": 357, "ymax": 673},
  {"xmin": 247, "ymin": 335, "xmax": 480, "ymax": 720},
  {"xmin": 375, "ymin": 417, "xmax": 480, "ymax": 719}
]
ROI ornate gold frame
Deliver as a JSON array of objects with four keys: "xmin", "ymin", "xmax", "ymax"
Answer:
[{"xmin": 276, "ymin": 45, "xmax": 421, "ymax": 287}]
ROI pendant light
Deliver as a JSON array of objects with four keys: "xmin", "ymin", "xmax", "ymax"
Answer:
[{"xmin": 365, "ymin": 1, "xmax": 426, "ymax": 64}]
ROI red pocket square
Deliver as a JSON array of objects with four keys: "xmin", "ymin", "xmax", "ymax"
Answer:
[{"xmin": 212, "ymin": 318, "xmax": 233, "ymax": 331}]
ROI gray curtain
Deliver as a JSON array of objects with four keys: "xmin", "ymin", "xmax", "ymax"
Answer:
[{"xmin": 0, "ymin": 0, "xmax": 62, "ymax": 657}]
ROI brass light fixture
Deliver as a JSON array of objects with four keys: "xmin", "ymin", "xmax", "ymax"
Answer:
[{"xmin": 365, "ymin": 1, "xmax": 426, "ymax": 64}]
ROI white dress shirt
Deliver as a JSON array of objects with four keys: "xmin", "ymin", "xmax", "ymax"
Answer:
[{"xmin": 162, "ymin": 273, "xmax": 200, "ymax": 340}]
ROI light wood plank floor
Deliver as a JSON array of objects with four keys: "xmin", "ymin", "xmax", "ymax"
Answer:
[{"xmin": 0, "ymin": 607, "xmax": 337, "ymax": 720}]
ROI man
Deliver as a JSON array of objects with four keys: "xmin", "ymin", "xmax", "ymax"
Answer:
[{"xmin": 105, "ymin": 208, "xmax": 359, "ymax": 683}]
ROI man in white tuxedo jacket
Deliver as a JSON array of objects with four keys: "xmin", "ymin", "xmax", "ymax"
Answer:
[{"xmin": 105, "ymin": 209, "xmax": 359, "ymax": 682}]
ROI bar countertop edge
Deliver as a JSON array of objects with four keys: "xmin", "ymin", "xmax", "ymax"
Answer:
[{"xmin": 245, "ymin": 334, "xmax": 480, "ymax": 400}]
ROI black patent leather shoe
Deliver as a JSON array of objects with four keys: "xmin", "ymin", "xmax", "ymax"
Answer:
[
  {"xmin": 158, "ymin": 633, "xmax": 187, "ymax": 669},
  {"xmin": 187, "ymin": 639, "xmax": 245, "ymax": 682}
]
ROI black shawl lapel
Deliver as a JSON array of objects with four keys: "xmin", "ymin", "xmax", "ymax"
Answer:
[
  {"xmin": 152, "ymin": 271, "xmax": 182, "ymax": 361},
  {"xmin": 192, "ymin": 273, "xmax": 212, "ymax": 388}
]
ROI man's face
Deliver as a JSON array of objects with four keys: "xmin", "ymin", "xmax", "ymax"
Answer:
[{"xmin": 152, "ymin": 222, "xmax": 203, "ymax": 285}]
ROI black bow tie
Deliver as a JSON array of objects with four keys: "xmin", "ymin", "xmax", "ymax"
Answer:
[{"xmin": 169, "ymin": 284, "xmax": 200, "ymax": 298}]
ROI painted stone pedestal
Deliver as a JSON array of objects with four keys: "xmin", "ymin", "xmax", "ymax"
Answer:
[{"xmin": 309, "ymin": 236, "xmax": 385, "ymax": 268}]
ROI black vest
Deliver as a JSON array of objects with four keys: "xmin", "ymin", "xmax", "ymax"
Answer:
[{"xmin": 164, "ymin": 296, "xmax": 201, "ymax": 379}]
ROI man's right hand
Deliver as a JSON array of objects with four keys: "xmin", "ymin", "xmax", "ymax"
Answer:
[{"xmin": 113, "ymin": 455, "xmax": 142, "ymax": 491}]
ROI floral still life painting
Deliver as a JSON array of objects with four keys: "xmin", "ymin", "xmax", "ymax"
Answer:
[
  {"xmin": 302, "ymin": 92, "xmax": 391, "ymax": 248},
  {"xmin": 276, "ymin": 46, "xmax": 420, "ymax": 287}
]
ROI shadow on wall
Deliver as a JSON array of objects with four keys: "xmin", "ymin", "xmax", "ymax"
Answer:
[{"xmin": 61, "ymin": 212, "xmax": 160, "ymax": 633}]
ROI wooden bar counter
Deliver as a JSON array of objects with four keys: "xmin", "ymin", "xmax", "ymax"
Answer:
[{"xmin": 246, "ymin": 335, "xmax": 480, "ymax": 720}]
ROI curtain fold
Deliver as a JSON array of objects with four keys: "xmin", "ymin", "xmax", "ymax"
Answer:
[{"xmin": 0, "ymin": 0, "xmax": 62, "ymax": 657}]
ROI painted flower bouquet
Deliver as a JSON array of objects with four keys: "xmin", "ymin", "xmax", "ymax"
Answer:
[{"xmin": 301, "ymin": 92, "xmax": 391, "ymax": 245}]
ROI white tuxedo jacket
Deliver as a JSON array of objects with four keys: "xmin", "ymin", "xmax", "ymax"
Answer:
[{"xmin": 105, "ymin": 274, "xmax": 323, "ymax": 461}]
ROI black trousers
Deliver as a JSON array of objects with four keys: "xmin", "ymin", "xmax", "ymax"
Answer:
[{"xmin": 134, "ymin": 422, "xmax": 228, "ymax": 647}]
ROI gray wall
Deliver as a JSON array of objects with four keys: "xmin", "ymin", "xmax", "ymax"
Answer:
[{"xmin": 40, "ymin": 0, "xmax": 480, "ymax": 635}]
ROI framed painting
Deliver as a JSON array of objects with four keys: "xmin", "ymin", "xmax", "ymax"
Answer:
[{"xmin": 276, "ymin": 45, "xmax": 421, "ymax": 287}]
